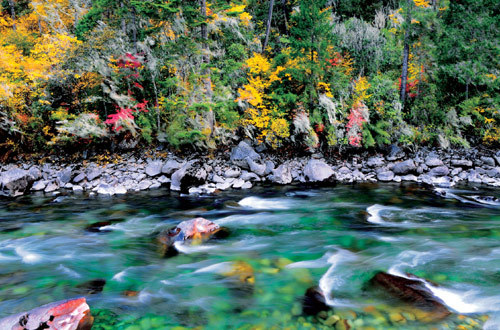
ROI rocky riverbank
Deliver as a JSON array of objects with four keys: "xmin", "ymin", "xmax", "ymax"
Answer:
[{"xmin": 1, "ymin": 142, "xmax": 500, "ymax": 197}]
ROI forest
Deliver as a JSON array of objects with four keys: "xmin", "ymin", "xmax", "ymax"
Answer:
[{"xmin": 0, "ymin": 0, "xmax": 498, "ymax": 159}]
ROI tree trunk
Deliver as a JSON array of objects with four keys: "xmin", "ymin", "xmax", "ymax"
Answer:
[
  {"xmin": 200, "ymin": 0, "xmax": 215, "ymax": 135},
  {"xmin": 121, "ymin": 2, "xmax": 126, "ymax": 35},
  {"xmin": 131, "ymin": 5, "xmax": 137, "ymax": 53},
  {"xmin": 280, "ymin": 0, "xmax": 289, "ymax": 35},
  {"xmin": 8, "ymin": 0, "xmax": 16, "ymax": 31},
  {"xmin": 400, "ymin": 0, "xmax": 412, "ymax": 107},
  {"xmin": 262, "ymin": 0, "xmax": 275, "ymax": 53}
]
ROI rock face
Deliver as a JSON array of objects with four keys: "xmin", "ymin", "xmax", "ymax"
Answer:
[
  {"xmin": 0, "ymin": 168, "xmax": 35, "ymax": 197},
  {"xmin": 392, "ymin": 160, "xmax": 416, "ymax": 175},
  {"xmin": 304, "ymin": 159, "xmax": 335, "ymax": 182},
  {"xmin": 0, "ymin": 297, "xmax": 93, "ymax": 330},
  {"xmin": 230, "ymin": 141, "xmax": 260, "ymax": 169},
  {"xmin": 157, "ymin": 218, "xmax": 226, "ymax": 257},
  {"xmin": 371, "ymin": 272, "xmax": 450, "ymax": 321}
]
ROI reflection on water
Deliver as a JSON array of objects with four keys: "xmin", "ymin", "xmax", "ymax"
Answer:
[{"xmin": 0, "ymin": 183, "xmax": 499, "ymax": 329}]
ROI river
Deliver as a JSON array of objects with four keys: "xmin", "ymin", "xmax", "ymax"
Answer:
[{"xmin": 0, "ymin": 183, "xmax": 499, "ymax": 329}]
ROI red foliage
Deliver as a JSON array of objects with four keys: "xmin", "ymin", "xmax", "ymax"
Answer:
[{"xmin": 105, "ymin": 100, "xmax": 149, "ymax": 132}]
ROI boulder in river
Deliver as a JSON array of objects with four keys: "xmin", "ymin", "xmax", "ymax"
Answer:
[
  {"xmin": 0, "ymin": 297, "xmax": 93, "ymax": 330},
  {"xmin": 0, "ymin": 168, "xmax": 35, "ymax": 197},
  {"xmin": 302, "ymin": 287, "xmax": 331, "ymax": 316},
  {"xmin": 370, "ymin": 272, "xmax": 451, "ymax": 321},
  {"xmin": 157, "ymin": 217, "xmax": 228, "ymax": 257}
]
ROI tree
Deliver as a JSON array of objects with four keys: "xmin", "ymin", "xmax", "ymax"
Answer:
[{"xmin": 262, "ymin": 0, "xmax": 274, "ymax": 53}]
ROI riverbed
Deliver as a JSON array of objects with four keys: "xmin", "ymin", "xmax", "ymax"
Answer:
[{"xmin": 0, "ymin": 183, "xmax": 499, "ymax": 329}]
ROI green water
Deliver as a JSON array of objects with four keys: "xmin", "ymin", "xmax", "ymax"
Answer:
[{"xmin": 0, "ymin": 183, "xmax": 499, "ymax": 329}]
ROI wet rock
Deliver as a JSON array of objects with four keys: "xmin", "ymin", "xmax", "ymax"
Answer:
[
  {"xmin": 157, "ymin": 218, "xmax": 224, "ymax": 257},
  {"xmin": 86, "ymin": 221, "xmax": 114, "ymax": 233},
  {"xmin": 425, "ymin": 157, "xmax": 444, "ymax": 167},
  {"xmin": 386, "ymin": 145, "xmax": 405, "ymax": 161},
  {"xmin": 271, "ymin": 164, "xmax": 293, "ymax": 184},
  {"xmin": 161, "ymin": 159, "xmax": 182, "ymax": 175},
  {"xmin": 28, "ymin": 166, "xmax": 42, "ymax": 180},
  {"xmin": 377, "ymin": 171, "xmax": 394, "ymax": 182},
  {"xmin": 486, "ymin": 167, "xmax": 500, "ymax": 178},
  {"xmin": 392, "ymin": 160, "xmax": 416, "ymax": 175},
  {"xmin": 451, "ymin": 159, "xmax": 472, "ymax": 167},
  {"xmin": 401, "ymin": 174, "xmax": 418, "ymax": 182},
  {"xmin": 0, "ymin": 297, "xmax": 93, "ymax": 330},
  {"xmin": 32, "ymin": 180, "xmax": 47, "ymax": 191},
  {"xmin": 302, "ymin": 287, "xmax": 331, "ymax": 316},
  {"xmin": 171, "ymin": 160, "xmax": 195, "ymax": 191},
  {"xmin": 231, "ymin": 141, "xmax": 260, "ymax": 169},
  {"xmin": 189, "ymin": 184, "xmax": 216, "ymax": 195},
  {"xmin": 304, "ymin": 159, "xmax": 335, "ymax": 182},
  {"xmin": 428, "ymin": 166, "xmax": 450, "ymax": 177},
  {"xmin": 77, "ymin": 279, "xmax": 106, "ymax": 294},
  {"xmin": 0, "ymin": 168, "xmax": 35, "ymax": 197},
  {"xmin": 371, "ymin": 272, "xmax": 450, "ymax": 320},
  {"xmin": 145, "ymin": 160, "xmax": 163, "ymax": 177},
  {"xmin": 240, "ymin": 171, "xmax": 261, "ymax": 182}
]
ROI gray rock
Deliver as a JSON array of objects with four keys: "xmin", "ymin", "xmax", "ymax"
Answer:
[
  {"xmin": 271, "ymin": 164, "xmax": 293, "ymax": 184},
  {"xmin": 146, "ymin": 161, "xmax": 163, "ymax": 177},
  {"xmin": 486, "ymin": 167, "xmax": 500, "ymax": 178},
  {"xmin": 86, "ymin": 168, "xmax": 102, "ymax": 181},
  {"xmin": 136, "ymin": 180, "xmax": 152, "ymax": 191},
  {"xmin": 377, "ymin": 171, "xmax": 395, "ymax": 182},
  {"xmin": 231, "ymin": 141, "xmax": 260, "ymax": 169},
  {"xmin": 73, "ymin": 172, "xmax": 86, "ymax": 183},
  {"xmin": 241, "ymin": 181, "xmax": 253, "ymax": 189},
  {"xmin": 366, "ymin": 156, "xmax": 385, "ymax": 168},
  {"xmin": 170, "ymin": 160, "xmax": 195, "ymax": 191},
  {"xmin": 216, "ymin": 181, "xmax": 232, "ymax": 190},
  {"xmin": 451, "ymin": 159, "xmax": 472, "ymax": 167},
  {"xmin": 386, "ymin": 145, "xmax": 405, "ymax": 161},
  {"xmin": 28, "ymin": 166, "xmax": 42, "ymax": 180},
  {"xmin": 44, "ymin": 181, "xmax": 59, "ymax": 193},
  {"xmin": 158, "ymin": 175, "xmax": 171, "ymax": 184},
  {"xmin": 425, "ymin": 158, "xmax": 444, "ymax": 167},
  {"xmin": 451, "ymin": 167, "xmax": 463, "ymax": 176},
  {"xmin": 240, "ymin": 171, "xmax": 261, "ymax": 182},
  {"xmin": 161, "ymin": 159, "xmax": 182, "ymax": 175},
  {"xmin": 149, "ymin": 182, "xmax": 161, "ymax": 190},
  {"xmin": 428, "ymin": 166, "xmax": 450, "ymax": 177},
  {"xmin": 304, "ymin": 159, "xmax": 334, "ymax": 182},
  {"xmin": 393, "ymin": 175, "xmax": 402, "ymax": 183},
  {"xmin": 264, "ymin": 160, "xmax": 275, "ymax": 175},
  {"xmin": 481, "ymin": 156, "xmax": 496, "ymax": 167},
  {"xmin": 392, "ymin": 159, "xmax": 416, "ymax": 175},
  {"xmin": 72, "ymin": 185, "xmax": 83, "ymax": 192},
  {"xmin": 212, "ymin": 174, "xmax": 225, "ymax": 184},
  {"xmin": 32, "ymin": 180, "xmax": 46, "ymax": 191},
  {"xmin": 494, "ymin": 155, "xmax": 500, "ymax": 166},
  {"xmin": 57, "ymin": 167, "xmax": 72, "ymax": 185},
  {"xmin": 0, "ymin": 168, "xmax": 35, "ymax": 197},
  {"xmin": 248, "ymin": 158, "xmax": 266, "ymax": 176},
  {"xmin": 401, "ymin": 174, "xmax": 418, "ymax": 182},
  {"xmin": 232, "ymin": 178, "xmax": 246, "ymax": 189},
  {"xmin": 224, "ymin": 167, "xmax": 241, "ymax": 178},
  {"xmin": 97, "ymin": 183, "xmax": 115, "ymax": 195}
]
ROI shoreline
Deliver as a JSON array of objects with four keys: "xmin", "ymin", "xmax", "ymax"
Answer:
[{"xmin": 1, "ymin": 142, "xmax": 500, "ymax": 198}]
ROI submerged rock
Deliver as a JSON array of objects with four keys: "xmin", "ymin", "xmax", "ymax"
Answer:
[
  {"xmin": 157, "ymin": 217, "xmax": 227, "ymax": 257},
  {"xmin": 0, "ymin": 297, "xmax": 93, "ymax": 330},
  {"xmin": 302, "ymin": 287, "xmax": 331, "ymax": 316},
  {"xmin": 370, "ymin": 272, "xmax": 451, "ymax": 321}
]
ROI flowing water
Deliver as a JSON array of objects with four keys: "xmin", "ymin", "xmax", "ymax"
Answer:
[{"xmin": 0, "ymin": 183, "xmax": 499, "ymax": 329}]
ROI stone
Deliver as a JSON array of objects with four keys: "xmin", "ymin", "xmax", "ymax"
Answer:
[
  {"xmin": 72, "ymin": 185, "xmax": 83, "ymax": 192},
  {"xmin": 401, "ymin": 174, "xmax": 418, "ymax": 182},
  {"xmin": 428, "ymin": 166, "xmax": 450, "ymax": 177},
  {"xmin": 224, "ymin": 167, "xmax": 241, "ymax": 178},
  {"xmin": 32, "ymin": 180, "xmax": 46, "ymax": 191},
  {"xmin": 480, "ymin": 156, "xmax": 496, "ymax": 167},
  {"xmin": 241, "ymin": 181, "xmax": 253, "ymax": 189},
  {"xmin": 240, "ymin": 171, "xmax": 261, "ymax": 182},
  {"xmin": 114, "ymin": 185, "xmax": 127, "ymax": 194},
  {"xmin": 170, "ymin": 160, "xmax": 195, "ymax": 191},
  {"xmin": 451, "ymin": 159, "xmax": 472, "ymax": 167},
  {"xmin": 28, "ymin": 166, "xmax": 42, "ymax": 180},
  {"xmin": 232, "ymin": 178, "xmax": 246, "ymax": 189},
  {"xmin": 149, "ymin": 182, "xmax": 161, "ymax": 190},
  {"xmin": 494, "ymin": 155, "xmax": 500, "ymax": 166},
  {"xmin": 145, "ymin": 161, "xmax": 163, "ymax": 177},
  {"xmin": 366, "ymin": 156, "xmax": 385, "ymax": 168},
  {"xmin": 271, "ymin": 164, "xmax": 293, "ymax": 184},
  {"xmin": 212, "ymin": 174, "xmax": 225, "ymax": 184},
  {"xmin": 425, "ymin": 157, "xmax": 444, "ymax": 167},
  {"xmin": 158, "ymin": 175, "xmax": 171, "ymax": 184},
  {"xmin": 216, "ymin": 181, "xmax": 232, "ymax": 190},
  {"xmin": 73, "ymin": 172, "xmax": 86, "ymax": 183},
  {"xmin": 302, "ymin": 287, "xmax": 330, "ymax": 316},
  {"xmin": 304, "ymin": 159, "xmax": 335, "ymax": 182},
  {"xmin": 86, "ymin": 168, "xmax": 102, "ymax": 181},
  {"xmin": 230, "ymin": 141, "xmax": 260, "ymax": 169},
  {"xmin": 161, "ymin": 159, "xmax": 182, "ymax": 175},
  {"xmin": 0, "ymin": 168, "xmax": 35, "ymax": 197},
  {"xmin": 486, "ymin": 167, "xmax": 500, "ymax": 178},
  {"xmin": 386, "ymin": 144, "xmax": 405, "ymax": 161},
  {"xmin": 57, "ymin": 167, "xmax": 72, "ymax": 185},
  {"xmin": 44, "ymin": 181, "xmax": 59, "ymax": 193},
  {"xmin": 377, "ymin": 171, "xmax": 395, "ymax": 182},
  {"xmin": 96, "ymin": 183, "xmax": 115, "ymax": 195},
  {"xmin": 371, "ymin": 272, "xmax": 450, "ymax": 321},
  {"xmin": 247, "ymin": 158, "xmax": 266, "ymax": 176},
  {"xmin": 264, "ymin": 160, "xmax": 275, "ymax": 175},
  {"xmin": 136, "ymin": 180, "xmax": 152, "ymax": 191},
  {"xmin": 392, "ymin": 159, "xmax": 416, "ymax": 175}
]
